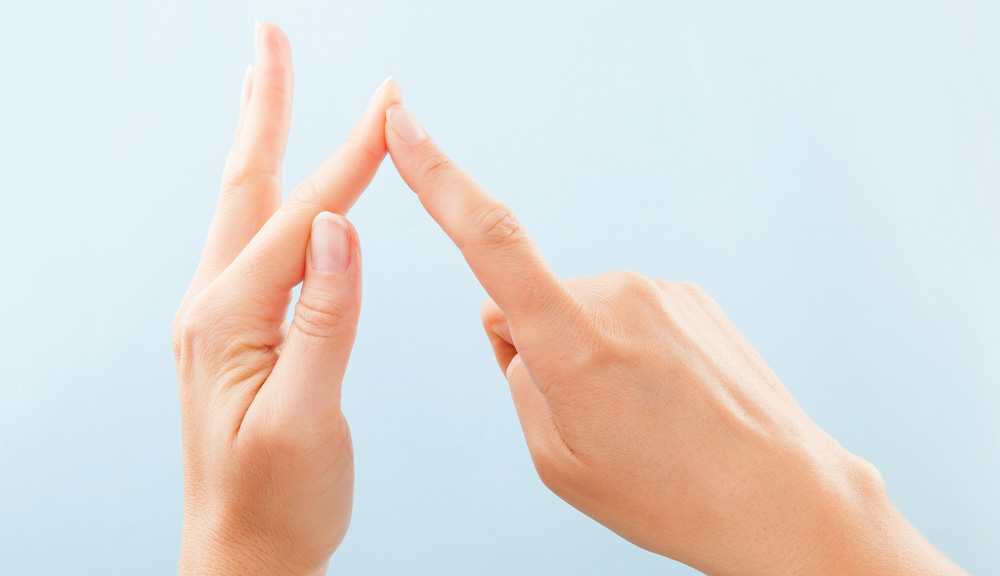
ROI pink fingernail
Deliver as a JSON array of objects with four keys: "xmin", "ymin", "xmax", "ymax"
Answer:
[
  {"xmin": 386, "ymin": 105, "xmax": 427, "ymax": 144},
  {"xmin": 311, "ymin": 212, "xmax": 351, "ymax": 273}
]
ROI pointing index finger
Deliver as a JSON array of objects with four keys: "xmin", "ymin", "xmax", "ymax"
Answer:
[{"xmin": 384, "ymin": 104, "xmax": 580, "ymax": 331}]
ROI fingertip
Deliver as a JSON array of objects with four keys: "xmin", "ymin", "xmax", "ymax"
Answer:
[
  {"xmin": 384, "ymin": 78, "xmax": 403, "ymax": 106},
  {"xmin": 254, "ymin": 21, "xmax": 291, "ymax": 58},
  {"xmin": 252, "ymin": 21, "xmax": 293, "ymax": 88},
  {"xmin": 365, "ymin": 78, "xmax": 403, "ymax": 121},
  {"xmin": 384, "ymin": 105, "xmax": 399, "ymax": 141},
  {"xmin": 385, "ymin": 105, "xmax": 428, "ymax": 146},
  {"xmin": 334, "ymin": 78, "xmax": 404, "ymax": 171}
]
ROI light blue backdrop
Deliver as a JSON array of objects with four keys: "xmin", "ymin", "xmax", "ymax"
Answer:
[{"xmin": 1, "ymin": 1, "xmax": 997, "ymax": 574}]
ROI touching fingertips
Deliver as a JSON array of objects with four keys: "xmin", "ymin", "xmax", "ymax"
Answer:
[
  {"xmin": 311, "ymin": 212, "xmax": 352, "ymax": 273},
  {"xmin": 386, "ymin": 105, "xmax": 427, "ymax": 144},
  {"xmin": 367, "ymin": 75, "xmax": 395, "ymax": 111}
]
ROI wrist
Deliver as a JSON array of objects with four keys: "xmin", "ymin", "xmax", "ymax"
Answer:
[
  {"xmin": 779, "ymin": 448, "xmax": 965, "ymax": 576},
  {"xmin": 179, "ymin": 515, "xmax": 330, "ymax": 576}
]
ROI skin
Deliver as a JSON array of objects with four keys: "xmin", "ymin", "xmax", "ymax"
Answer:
[
  {"xmin": 176, "ymin": 21, "xmax": 967, "ymax": 576},
  {"xmin": 382, "ymin": 106, "xmax": 969, "ymax": 576},
  {"xmin": 173, "ymin": 22, "xmax": 401, "ymax": 576}
]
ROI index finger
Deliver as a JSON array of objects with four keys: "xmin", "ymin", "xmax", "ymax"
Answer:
[
  {"xmin": 384, "ymin": 104, "xmax": 581, "ymax": 332},
  {"xmin": 203, "ymin": 77, "xmax": 402, "ymax": 333}
]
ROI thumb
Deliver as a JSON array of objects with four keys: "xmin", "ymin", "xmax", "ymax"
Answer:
[{"xmin": 266, "ymin": 211, "xmax": 362, "ymax": 415}]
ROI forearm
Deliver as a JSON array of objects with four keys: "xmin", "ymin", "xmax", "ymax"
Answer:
[
  {"xmin": 779, "ymin": 457, "xmax": 966, "ymax": 576},
  {"xmin": 811, "ymin": 500, "xmax": 966, "ymax": 576},
  {"xmin": 661, "ymin": 434, "xmax": 967, "ymax": 576}
]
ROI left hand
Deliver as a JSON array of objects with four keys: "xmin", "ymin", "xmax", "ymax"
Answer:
[{"xmin": 172, "ymin": 22, "xmax": 401, "ymax": 576}]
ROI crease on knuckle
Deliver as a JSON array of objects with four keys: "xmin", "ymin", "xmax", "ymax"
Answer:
[
  {"xmin": 290, "ymin": 177, "xmax": 323, "ymax": 209},
  {"xmin": 468, "ymin": 202, "xmax": 525, "ymax": 248},
  {"xmin": 254, "ymin": 76, "xmax": 293, "ymax": 106},
  {"xmin": 417, "ymin": 153, "xmax": 453, "ymax": 188},
  {"xmin": 291, "ymin": 297, "xmax": 352, "ymax": 341},
  {"xmin": 530, "ymin": 434, "xmax": 582, "ymax": 494},
  {"xmin": 221, "ymin": 155, "xmax": 282, "ymax": 196},
  {"xmin": 343, "ymin": 129, "xmax": 384, "ymax": 165}
]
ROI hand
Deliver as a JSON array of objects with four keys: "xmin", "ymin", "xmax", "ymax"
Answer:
[
  {"xmin": 383, "ymin": 104, "xmax": 967, "ymax": 576},
  {"xmin": 172, "ymin": 23, "xmax": 401, "ymax": 576}
]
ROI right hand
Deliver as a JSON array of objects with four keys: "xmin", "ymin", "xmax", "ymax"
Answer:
[{"xmin": 383, "ymin": 103, "xmax": 967, "ymax": 576}]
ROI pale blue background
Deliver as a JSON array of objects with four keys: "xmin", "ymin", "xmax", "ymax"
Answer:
[{"xmin": 1, "ymin": 1, "xmax": 997, "ymax": 574}]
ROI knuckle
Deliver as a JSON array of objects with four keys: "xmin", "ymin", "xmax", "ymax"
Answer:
[
  {"xmin": 611, "ymin": 270, "xmax": 659, "ymax": 297},
  {"xmin": 342, "ymin": 130, "xmax": 384, "ymax": 165},
  {"xmin": 171, "ymin": 299, "xmax": 187, "ymax": 339},
  {"xmin": 171, "ymin": 310, "xmax": 186, "ymax": 362},
  {"xmin": 219, "ymin": 163, "xmax": 248, "ymax": 192},
  {"xmin": 659, "ymin": 280, "xmax": 718, "ymax": 314},
  {"xmin": 172, "ymin": 296, "xmax": 219, "ymax": 372},
  {"xmin": 171, "ymin": 299, "xmax": 200, "ymax": 363},
  {"xmin": 655, "ymin": 279, "xmax": 709, "ymax": 302},
  {"xmin": 609, "ymin": 271, "xmax": 669, "ymax": 319},
  {"xmin": 653, "ymin": 278, "xmax": 672, "ymax": 291},
  {"xmin": 291, "ymin": 296, "xmax": 353, "ymax": 341},
  {"xmin": 846, "ymin": 453, "xmax": 888, "ymax": 501},
  {"xmin": 530, "ymin": 437, "xmax": 583, "ymax": 495},
  {"xmin": 291, "ymin": 177, "xmax": 322, "ymax": 207},
  {"xmin": 673, "ymin": 280, "xmax": 704, "ymax": 297},
  {"xmin": 468, "ymin": 201, "xmax": 526, "ymax": 247},
  {"xmin": 530, "ymin": 444, "xmax": 565, "ymax": 491},
  {"xmin": 174, "ymin": 307, "xmax": 204, "ymax": 355},
  {"xmin": 416, "ymin": 152, "xmax": 454, "ymax": 185},
  {"xmin": 479, "ymin": 297, "xmax": 505, "ymax": 329},
  {"xmin": 221, "ymin": 155, "xmax": 282, "ymax": 196},
  {"xmin": 255, "ymin": 73, "xmax": 294, "ymax": 104}
]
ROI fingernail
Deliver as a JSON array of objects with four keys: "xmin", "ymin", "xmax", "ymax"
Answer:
[
  {"xmin": 311, "ymin": 212, "xmax": 351, "ymax": 273},
  {"xmin": 253, "ymin": 21, "xmax": 262, "ymax": 53},
  {"xmin": 367, "ymin": 75, "xmax": 393, "ymax": 110},
  {"xmin": 386, "ymin": 105, "xmax": 427, "ymax": 144}
]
